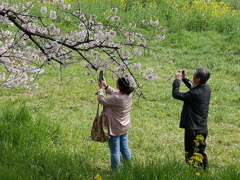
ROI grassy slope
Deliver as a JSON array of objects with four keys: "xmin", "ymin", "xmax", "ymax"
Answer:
[{"xmin": 0, "ymin": 30, "xmax": 239, "ymax": 179}]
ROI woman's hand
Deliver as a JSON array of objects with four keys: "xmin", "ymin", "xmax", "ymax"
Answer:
[
  {"xmin": 102, "ymin": 77, "xmax": 107, "ymax": 87},
  {"xmin": 98, "ymin": 80, "xmax": 103, "ymax": 89},
  {"xmin": 98, "ymin": 76, "xmax": 107, "ymax": 89}
]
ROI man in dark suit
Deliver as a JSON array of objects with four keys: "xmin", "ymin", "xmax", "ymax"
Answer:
[{"xmin": 172, "ymin": 67, "xmax": 211, "ymax": 170}]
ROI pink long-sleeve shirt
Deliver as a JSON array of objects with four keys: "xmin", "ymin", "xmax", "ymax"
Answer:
[{"xmin": 98, "ymin": 86, "xmax": 132, "ymax": 136}]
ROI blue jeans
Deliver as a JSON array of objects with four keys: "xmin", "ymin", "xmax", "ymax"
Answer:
[{"xmin": 108, "ymin": 133, "xmax": 131, "ymax": 170}]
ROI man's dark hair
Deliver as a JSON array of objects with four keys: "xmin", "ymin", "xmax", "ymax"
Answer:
[
  {"xmin": 117, "ymin": 77, "xmax": 134, "ymax": 95},
  {"xmin": 195, "ymin": 67, "xmax": 211, "ymax": 84}
]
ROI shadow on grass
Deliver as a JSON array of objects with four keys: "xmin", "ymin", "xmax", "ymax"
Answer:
[{"xmin": 0, "ymin": 100, "xmax": 107, "ymax": 179}]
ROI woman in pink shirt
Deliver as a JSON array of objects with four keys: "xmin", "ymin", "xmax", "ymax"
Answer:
[{"xmin": 98, "ymin": 76, "xmax": 134, "ymax": 170}]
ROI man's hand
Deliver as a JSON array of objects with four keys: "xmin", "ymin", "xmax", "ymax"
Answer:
[
  {"xmin": 175, "ymin": 72, "xmax": 182, "ymax": 79},
  {"xmin": 182, "ymin": 69, "xmax": 187, "ymax": 78},
  {"xmin": 176, "ymin": 69, "xmax": 187, "ymax": 79}
]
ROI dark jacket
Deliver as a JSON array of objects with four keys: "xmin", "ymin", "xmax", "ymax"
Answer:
[{"xmin": 172, "ymin": 78, "xmax": 211, "ymax": 130}]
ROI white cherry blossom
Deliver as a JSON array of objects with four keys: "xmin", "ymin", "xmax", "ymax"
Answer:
[{"xmin": 0, "ymin": 2, "xmax": 161, "ymax": 91}]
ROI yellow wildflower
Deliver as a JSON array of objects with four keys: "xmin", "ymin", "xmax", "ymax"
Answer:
[
  {"xmin": 196, "ymin": 135, "xmax": 204, "ymax": 141},
  {"xmin": 194, "ymin": 162, "xmax": 199, "ymax": 168},
  {"xmin": 194, "ymin": 140, "xmax": 200, "ymax": 146},
  {"xmin": 196, "ymin": 172, "xmax": 201, "ymax": 176},
  {"xmin": 188, "ymin": 159, "xmax": 194, "ymax": 164},
  {"xmin": 94, "ymin": 174, "xmax": 102, "ymax": 180}
]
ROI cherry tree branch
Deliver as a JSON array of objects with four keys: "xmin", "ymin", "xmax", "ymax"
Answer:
[{"xmin": 0, "ymin": 1, "xmax": 165, "ymax": 92}]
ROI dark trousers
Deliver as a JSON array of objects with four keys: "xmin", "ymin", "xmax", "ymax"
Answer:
[{"xmin": 184, "ymin": 129, "xmax": 208, "ymax": 169}]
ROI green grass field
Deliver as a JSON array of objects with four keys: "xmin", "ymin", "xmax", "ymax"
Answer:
[{"xmin": 0, "ymin": 0, "xmax": 240, "ymax": 179}]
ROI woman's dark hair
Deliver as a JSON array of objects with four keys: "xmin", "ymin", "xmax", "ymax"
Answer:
[
  {"xmin": 117, "ymin": 77, "xmax": 135, "ymax": 95},
  {"xmin": 195, "ymin": 67, "xmax": 211, "ymax": 84}
]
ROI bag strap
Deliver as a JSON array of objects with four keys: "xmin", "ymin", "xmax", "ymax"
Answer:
[{"xmin": 96, "ymin": 102, "xmax": 100, "ymax": 116}]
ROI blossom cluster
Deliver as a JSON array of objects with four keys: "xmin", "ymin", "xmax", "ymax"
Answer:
[
  {"xmin": 0, "ymin": 1, "xmax": 165, "ymax": 91},
  {"xmin": 0, "ymin": 28, "xmax": 44, "ymax": 89}
]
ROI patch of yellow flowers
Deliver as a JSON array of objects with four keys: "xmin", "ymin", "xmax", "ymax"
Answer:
[
  {"xmin": 187, "ymin": 135, "xmax": 205, "ymax": 176},
  {"xmin": 188, "ymin": 152, "xmax": 203, "ymax": 168},
  {"xmin": 94, "ymin": 174, "xmax": 102, "ymax": 180},
  {"xmin": 63, "ymin": 0, "xmax": 238, "ymax": 18},
  {"xmin": 171, "ymin": 0, "xmax": 238, "ymax": 18}
]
